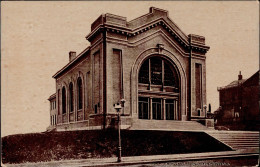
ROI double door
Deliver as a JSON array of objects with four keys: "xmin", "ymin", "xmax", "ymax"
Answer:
[{"xmin": 138, "ymin": 97, "xmax": 179, "ymax": 120}]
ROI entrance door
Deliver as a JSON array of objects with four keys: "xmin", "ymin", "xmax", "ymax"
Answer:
[
  {"xmin": 166, "ymin": 99, "xmax": 179, "ymax": 120},
  {"xmin": 166, "ymin": 99, "xmax": 174, "ymax": 120},
  {"xmin": 152, "ymin": 98, "xmax": 162, "ymax": 120},
  {"xmin": 138, "ymin": 97, "xmax": 149, "ymax": 119}
]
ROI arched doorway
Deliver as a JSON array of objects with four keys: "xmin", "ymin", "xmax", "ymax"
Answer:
[{"xmin": 138, "ymin": 56, "xmax": 181, "ymax": 120}]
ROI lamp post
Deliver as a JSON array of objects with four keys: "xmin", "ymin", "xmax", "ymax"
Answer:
[
  {"xmin": 114, "ymin": 102, "xmax": 122, "ymax": 162},
  {"xmin": 114, "ymin": 99, "xmax": 126, "ymax": 163}
]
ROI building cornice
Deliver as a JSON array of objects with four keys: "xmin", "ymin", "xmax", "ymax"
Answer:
[{"xmin": 86, "ymin": 19, "xmax": 209, "ymax": 54}]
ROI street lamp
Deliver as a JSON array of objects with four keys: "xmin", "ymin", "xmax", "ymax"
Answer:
[
  {"xmin": 114, "ymin": 102, "xmax": 122, "ymax": 162},
  {"xmin": 113, "ymin": 99, "xmax": 126, "ymax": 163},
  {"xmin": 120, "ymin": 99, "xmax": 126, "ymax": 115}
]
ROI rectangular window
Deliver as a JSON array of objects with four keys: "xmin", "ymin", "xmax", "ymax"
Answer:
[
  {"xmin": 152, "ymin": 98, "xmax": 162, "ymax": 120},
  {"xmin": 166, "ymin": 99, "xmax": 174, "ymax": 120},
  {"xmin": 138, "ymin": 97, "xmax": 149, "ymax": 119},
  {"xmin": 95, "ymin": 104, "xmax": 98, "ymax": 114}
]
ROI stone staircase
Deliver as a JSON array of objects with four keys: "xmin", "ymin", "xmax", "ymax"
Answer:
[
  {"xmin": 206, "ymin": 131, "xmax": 259, "ymax": 150},
  {"xmin": 130, "ymin": 119, "xmax": 209, "ymax": 131}
]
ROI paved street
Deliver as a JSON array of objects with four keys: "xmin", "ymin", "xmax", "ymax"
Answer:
[
  {"xmin": 3, "ymin": 148, "xmax": 258, "ymax": 167},
  {"xmin": 128, "ymin": 156, "xmax": 258, "ymax": 167}
]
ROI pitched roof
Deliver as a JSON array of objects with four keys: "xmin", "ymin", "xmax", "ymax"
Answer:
[
  {"xmin": 218, "ymin": 70, "xmax": 259, "ymax": 91},
  {"xmin": 48, "ymin": 93, "xmax": 56, "ymax": 101},
  {"xmin": 52, "ymin": 47, "xmax": 90, "ymax": 79}
]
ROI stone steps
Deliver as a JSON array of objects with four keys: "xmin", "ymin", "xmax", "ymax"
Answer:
[
  {"xmin": 130, "ymin": 119, "xmax": 209, "ymax": 131},
  {"xmin": 206, "ymin": 131, "xmax": 259, "ymax": 150}
]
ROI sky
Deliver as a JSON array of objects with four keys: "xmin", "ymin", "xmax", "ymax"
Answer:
[{"xmin": 1, "ymin": 1, "xmax": 259, "ymax": 137}]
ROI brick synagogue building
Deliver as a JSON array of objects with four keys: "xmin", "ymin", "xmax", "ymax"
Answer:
[{"xmin": 47, "ymin": 7, "xmax": 210, "ymax": 131}]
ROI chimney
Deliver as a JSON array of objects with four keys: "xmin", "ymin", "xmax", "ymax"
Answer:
[
  {"xmin": 238, "ymin": 71, "xmax": 243, "ymax": 80},
  {"xmin": 69, "ymin": 51, "xmax": 76, "ymax": 61}
]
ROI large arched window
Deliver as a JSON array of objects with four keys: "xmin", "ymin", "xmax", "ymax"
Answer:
[
  {"xmin": 138, "ymin": 56, "xmax": 180, "ymax": 120},
  {"xmin": 62, "ymin": 87, "xmax": 66, "ymax": 114},
  {"xmin": 77, "ymin": 77, "xmax": 83, "ymax": 110},
  {"xmin": 138, "ymin": 57, "xmax": 179, "ymax": 88},
  {"xmin": 69, "ymin": 83, "xmax": 74, "ymax": 112}
]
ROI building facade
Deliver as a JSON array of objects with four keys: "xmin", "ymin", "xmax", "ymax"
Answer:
[
  {"xmin": 215, "ymin": 71, "xmax": 260, "ymax": 131},
  {"xmin": 47, "ymin": 7, "xmax": 210, "ymax": 131}
]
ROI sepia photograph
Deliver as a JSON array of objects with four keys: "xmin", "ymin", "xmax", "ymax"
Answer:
[{"xmin": 1, "ymin": 1, "xmax": 259, "ymax": 166}]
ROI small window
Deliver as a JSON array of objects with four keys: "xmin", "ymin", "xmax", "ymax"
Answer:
[
  {"xmin": 62, "ymin": 87, "xmax": 66, "ymax": 114},
  {"xmin": 197, "ymin": 108, "xmax": 201, "ymax": 116},
  {"xmin": 95, "ymin": 104, "xmax": 98, "ymax": 114}
]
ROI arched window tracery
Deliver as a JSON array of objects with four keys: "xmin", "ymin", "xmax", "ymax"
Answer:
[{"xmin": 138, "ymin": 57, "xmax": 179, "ymax": 88}]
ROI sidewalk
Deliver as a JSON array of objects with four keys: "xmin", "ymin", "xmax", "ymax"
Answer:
[{"xmin": 4, "ymin": 148, "xmax": 259, "ymax": 167}]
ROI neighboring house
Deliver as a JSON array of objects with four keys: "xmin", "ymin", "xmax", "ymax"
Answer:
[
  {"xmin": 215, "ymin": 71, "xmax": 260, "ymax": 131},
  {"xmin": 47, "ymin": 7, "xmax": 210, "ymax": 131}
]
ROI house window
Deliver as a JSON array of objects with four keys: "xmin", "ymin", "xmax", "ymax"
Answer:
[
  {"xmin": 77, "ymin": 77, "xmax": 83, "ymax": 110},
  {"xmin": 62, "ymin": 87, "xmax": 66, "ymax": 114},
  {"xmin": 69, "ymin": 83, "xmax": 74, "ymax": 112}
]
